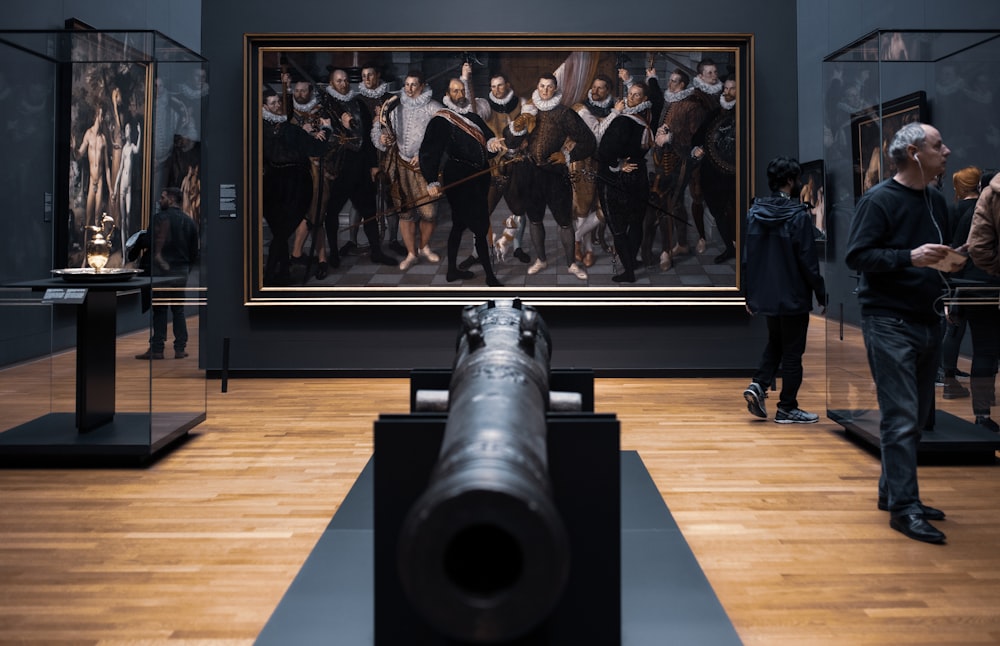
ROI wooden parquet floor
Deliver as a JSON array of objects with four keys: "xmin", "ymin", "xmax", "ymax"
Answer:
[{"xmin": 1, "ymin": 316, "xmax": 999, "ymax": 645}]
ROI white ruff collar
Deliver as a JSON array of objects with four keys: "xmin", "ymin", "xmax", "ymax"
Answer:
[
  {"xmin": 720, "ymin": 95, "xmax": 736, "ymax": 111},
  {"xmin": 401, "ymin": 88, "xmax": 433, "ymax": 108},
  {"xmin": 693, "ymin": 76, "xmax": 723, "ymax": 95},
  {"xmin": 664, "ymin": 86, "xmax": 695, "ymax": 103},
  {"xmin": 293, "ymin": 96, "xmax": 319, "ymax": 113},
  {"xmin": 359, "ymin": 83, "xmax": 389, "ymax": 99},
  {"xmin": 586, "ymin": 91, "xmax": 613, "ymax": 109},
  {"xmin": 489, "ymin": 89, "xmax": 515, "ymax": 106},
  {"xmin": 443, "ymin": 95, "xmax": 474, "ymax": 114},
  {"xmin": 486, "ymin": 90, "xmax": 514, "ymax": 105},
  {"xmin": 262, "ymin": 107, "xmax": 287, "ymax": 124},
  {"xmin": 621, "ymin": 100, "xmax": 652, "ymax": 116},
  {"xmin": 531, "ymin": 90, "xmax": 563, "ymax": 111},
  {"xmin": 325, "ymin": 85, "xmax": 357, "ymax": 102}
]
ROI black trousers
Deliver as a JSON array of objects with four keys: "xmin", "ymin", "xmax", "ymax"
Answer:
[{"xmin": 753, "ymin": 312, "xmax": 810, "ymax": 411}]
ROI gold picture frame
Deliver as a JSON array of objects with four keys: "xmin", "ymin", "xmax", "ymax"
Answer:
[{"xmin": 244, "ymin": 33, "xmax": 753, "ymax": 305}]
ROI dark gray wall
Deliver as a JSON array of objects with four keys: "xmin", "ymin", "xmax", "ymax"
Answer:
[
  {"xmin": 795, "ymin": 0, "xmax": 997, "ymax": 337},
  {"xmin": 200, "ymin": 0, "xmax": 801, "ymax": 373},
  {"xmin": 3, "ymin": 0, "xmax": 201, "ymax": 53}
]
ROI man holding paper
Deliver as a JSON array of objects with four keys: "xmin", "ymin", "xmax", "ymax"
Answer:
[{"xmin": 846, "ymin": 122, "xmax": 959, "ymax": 544}]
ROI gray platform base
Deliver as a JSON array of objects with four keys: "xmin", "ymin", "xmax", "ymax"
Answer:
[
  {"xmin": 256, "ymin": 450, "xmax": 741, "ymax": 646},
  {"xmin": 0, "ymin": 412, "xmax": 203, "ymax": 466},
  {"xmin": 831, "ymin": 409, "xmax": 1000, "ymax": 464}
]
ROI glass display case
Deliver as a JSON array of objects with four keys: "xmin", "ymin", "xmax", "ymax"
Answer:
[
  {"xmin": 822, "ymin": 29, "xmax": 1000, "ymax": 459},
  {"xmin": 0, "ymin": 29, "xmax": 207, "ymax": 465}
]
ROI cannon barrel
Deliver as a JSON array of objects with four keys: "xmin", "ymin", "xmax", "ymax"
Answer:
[{"xmin": 397, "ymin": 299, "xmax": 570, "ymax": 644}]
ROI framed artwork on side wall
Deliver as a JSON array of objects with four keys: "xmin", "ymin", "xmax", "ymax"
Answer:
[
  {"xmin": 798, "ymin": 159, "xmax": 827, "ymax": 242},
  {"xmin": 850, "ymin": 90, "xmax": 927, "ymax": 201}
]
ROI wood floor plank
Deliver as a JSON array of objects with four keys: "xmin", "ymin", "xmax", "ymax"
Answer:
[{"xmin": 0, "ymin": 315, "xmax": 999, "ymax": 644}]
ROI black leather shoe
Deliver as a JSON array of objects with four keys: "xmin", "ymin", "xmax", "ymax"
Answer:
[
  {"xmin": 889, "ymin": 514, "xmax": 946, "ymax": 543},
  {"xmin": 877, "ymin": 499, "xmax": 946, "ymax": 520}
]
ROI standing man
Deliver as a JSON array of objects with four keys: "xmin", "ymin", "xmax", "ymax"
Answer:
[
  {"xmin": 650, "ymin": 68, "xmax": 693, "ymax": 270},
  {"xmin": 504, "ymin": 73, "xmax": 596, "ymax": 280},
  {"xmin": 741, "ymin": 157, "xmax": 826, "ymax": 424},
  {"xmin": 357, "ymin": 63, "xmax": 407, "ymax": 258},
  {"xmin": 420, "ymin": 77, "xmax": 505, "ymax": 286},
  {"xmin": 321, "ymin": 67, "xmax": 397, "ymax": 268},
  {"xmin": 134, "ymin": 187, "xmax": 199, "ymax": 361},
  {"xmin": 595, "ymin": 81, "xmax": 655, "ymax": 283},
  {"xmin": 259, "ymin": 88, "xmax": 334, "ymax": 285},
  {"xmin": 76, "ymin": 104, "xmax": 111, "ymax": 230},
  {"xmin": 684, "ymin": 58, "xmax": 724, "ymax": 256},
  {"xmin": 482, "ymin": 72, "xmax": 531, "ymax": 264},
  {"xmin": 286, "ymin": 76, "xmax": 332, "ymax": 279},
  {"xmin": 692, "ymin": 76, "xmax": 738, "ymax": 264},
  {"xmin": 372, "ymin": 71, "xmax": 443, "ymax": 271},
  {"xmin": 572, "ymin": 73, "xmax": 617, "ymax": 268},
  {"xmin": 846, "ymin": 122, "xmax": 956, "ymax": 544}
]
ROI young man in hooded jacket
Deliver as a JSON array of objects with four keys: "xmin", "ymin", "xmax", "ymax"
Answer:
[{"xmin": 741, "ymin": 156, "xmax": 827, "ymax": 423}]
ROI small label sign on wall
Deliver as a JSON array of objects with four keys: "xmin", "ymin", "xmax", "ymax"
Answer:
[{"xmin": 219, "ymin": 184, "xmax": 237, "ymax": 218}]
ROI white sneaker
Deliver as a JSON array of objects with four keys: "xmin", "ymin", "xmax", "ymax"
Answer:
[
  {"xmin": 399, "ymin": 253, "xmax": 418, "ymax": 271},
  {"xmin": 419, "ymin": 246, "xmax": 440, "ymax": 263},
  {"xmin": 568, "ymin": 262, "xmax": 587, "ymax": 279},
  {"xmin": 527, "ymin": 259, "xmax": 548, "ymax": 275}
]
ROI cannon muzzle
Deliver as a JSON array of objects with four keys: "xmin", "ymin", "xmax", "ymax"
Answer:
[{"xmin": 397, "ymin": 299, "xmax": 570, "ymax": 644}]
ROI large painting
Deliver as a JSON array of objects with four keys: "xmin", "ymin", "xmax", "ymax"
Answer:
[
  {"xmin": 61, "ymin": 30, "xmax": 206, "ymax": 272},
  {"xmin": 850, "ymin": 90, "xmax": 927, "ymax": 201},
  {"xmin": 63, "ymin": 33, "xmax": 152, "ymax": 270},
  {"xmin": 244, "ymin": 34, "xmax": 753, "ymax": 305}
]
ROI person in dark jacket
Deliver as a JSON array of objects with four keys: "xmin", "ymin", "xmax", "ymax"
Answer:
[
  {"xmin": 846, "ymin": 122, "xmax": 957, "ymax": 544},
  {"xmin": 741, "ymin": 157, "xmax": 826, "ymax": 424},
  {"xmin": 134, "ymin": 187, "xmax": 200, "ymax": 360}
]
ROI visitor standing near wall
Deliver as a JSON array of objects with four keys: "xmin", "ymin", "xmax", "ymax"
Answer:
[{"xmin": 741, "ymin": 156, "xmax": 826, "ymax": 425}]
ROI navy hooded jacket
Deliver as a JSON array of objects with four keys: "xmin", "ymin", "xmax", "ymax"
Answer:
[{"xmin": 742, "ymin": 194, "xmax": 826, "ymax": 316}]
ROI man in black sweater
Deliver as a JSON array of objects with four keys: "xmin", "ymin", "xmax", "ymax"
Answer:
[{"xmin": 846, "ymin": 122, "xmax": 959, "ymax": 544}]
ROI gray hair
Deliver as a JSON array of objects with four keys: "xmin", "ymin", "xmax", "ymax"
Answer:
[{"xmin": 888, "ymin": 122, "xmax": 926, "ymax": 164}]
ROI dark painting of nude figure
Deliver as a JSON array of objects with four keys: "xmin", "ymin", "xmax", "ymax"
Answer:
[{"xmin": 66, "ymin": 53, "xmax": 151, "ymax": 270}]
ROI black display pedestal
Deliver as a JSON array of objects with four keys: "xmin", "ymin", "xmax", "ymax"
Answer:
[
  {"xmin": 0, "ymin": 278, "xmax": 202, "ymax": 466},
  {"xmin": 255, "ymin": 452, "xmax": 741, "ymax": 646},
  {"xmin": 256, "ymin": 368, "xmax": 740, "ymax": 645},
  {"xmin": 831, "ymin": 409, "xmax": 1000, "ymax": 463}
]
